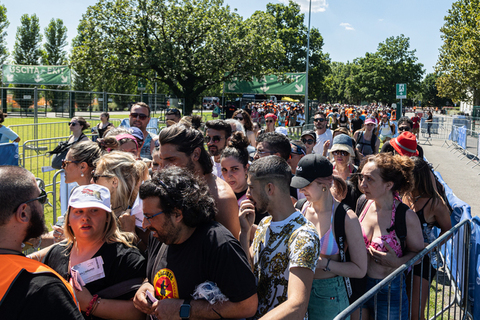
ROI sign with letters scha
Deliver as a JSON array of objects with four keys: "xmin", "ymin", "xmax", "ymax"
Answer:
[{"xmin": 2, "ymin": 65, "xmax": 71, "ymax": 86}]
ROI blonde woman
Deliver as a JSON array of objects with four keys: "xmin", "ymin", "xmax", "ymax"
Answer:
[
  {"xmin": 43, "ymin": 184, "xmax": 146, "ymax": 320},
  {"xmin": 92, "ymin": 152, "xmax": 149, "ymax": 252}
]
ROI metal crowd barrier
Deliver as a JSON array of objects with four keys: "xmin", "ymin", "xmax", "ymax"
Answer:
[{"xmin": 334, "ymin": 218, "xmax": 472, "ymax": 320}]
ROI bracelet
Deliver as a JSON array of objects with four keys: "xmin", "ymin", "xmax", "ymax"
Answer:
[
  {"xmin": 323, "ymin": 258, "xmax": 332, "ymax": 272},
  {"xmin": 85, "ymin": 294, "xmax": 99, "ymax": 316},
  {"xmin": 91, "ymin": 297, "xmax": 102, "ymax": 316},
  {"xmin": 212, "ymin": 308, "xmax": 224, "ymax": 319}
]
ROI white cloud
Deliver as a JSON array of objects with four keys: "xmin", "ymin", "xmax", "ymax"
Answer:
[
  {"xmin": 340, "ymin": 22, "xmax": 355, "ymax": 31},
  {"xmin": 379, "ymin": 18, "xmax": 384, "ymax": 22},
  {"xmin": 279, "ymin": 0, "xmax": 328, "ymax": 13}
]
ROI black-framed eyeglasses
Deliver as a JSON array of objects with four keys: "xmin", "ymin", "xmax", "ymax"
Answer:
[
  {"xmin": 144, "ymin": 211, "xmax": 164, "ymax": 225},
  {"xmin": 61, "ymin": 159, "xmax": 81, "ymax": 169},
  {"xmin": 332, "ymin": 150, "xmax": 350, "ymax": 157},
  {"xmin": 204, "ymin": 135, "xmax": 223, "ymax": 144},
  {"xmin": 26, "ymin": 188, "xmax": 48, "ymax": 205},
  {"xmin": 398, "ymin": 126, "xmax": 410, "ymax": 132},
  {"xmin": 130, "ymin": 113, "xmax": 148, "ymax": 120},
  {"xmin": 91, "ymin": 170, "xmax": 113, "ymax": 183},
  {"xmin": 68, "ymin": 122, "xmax": 78, "ymax": 126},
  {"xmin": 313, "ymin": 118, "xmax": 325, "ymax": 122},
  {"xmin": 302, "ymin": 138, "xmax": 315, "ymax": 145}
]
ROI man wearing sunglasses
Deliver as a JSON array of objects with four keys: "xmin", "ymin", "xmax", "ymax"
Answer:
[
  {"xmin": 134, "ymin": 167, "xmax": 258, "ymax": 320},
  {"xmin": 205, "ymin": 120, "xmax": 232, "ymax": 180},
  {"xmin": 380, "ymin": 116, "xmax": 424, "ymax": 158},
  {"xmin": 312, "ymin": 111, "xmax": 333, "ymax": 155},
  {"xmin": 0, "ymin": 166, "xmax": 83, "ymax": 319},
  {"xmin": 129, "ymin": 102, "xmax": 158, "ymax": 160}
]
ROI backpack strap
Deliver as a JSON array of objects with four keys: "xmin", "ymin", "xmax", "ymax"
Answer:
[
  {"xmin": 332, "ymin": 203, "xmax": 353, "ymax": 297},
  {"xmin": 294, "ymin": 198, "xmax": 308, "ymax": 211},
  {"xmin": 355, "ymin": 194, "xmax": 368, "ymax": 218},
  {"xmin": 388, "ymin": 202, "xmax": 409, "ymax": 253},
  {"xmin": 370, "ymin": 133, "xmax": 377, "ymax": 151}
]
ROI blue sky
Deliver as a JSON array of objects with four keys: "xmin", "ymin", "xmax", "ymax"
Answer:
[{"xmin": 2, "ymin": 0, "xmax": 455, "ymax": 75}]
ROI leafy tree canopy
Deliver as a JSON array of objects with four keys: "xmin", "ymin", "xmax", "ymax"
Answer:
[
  {"xmin": 436, "ymin": 0, "xmax": 480, "ymax": 105},
  {"xmin": 13, "ymin": 14, "xmax": 42, "ymax": 65},
  {"xmin": 71, "ymin": 0, "xmax": 284, "ymax": 114},
  {"xmin": 42, "ymin": 18, "xmax": 68, "ymax": 65}
]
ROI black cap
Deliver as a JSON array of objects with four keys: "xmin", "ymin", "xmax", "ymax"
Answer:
[
  {"xmin": 291, "ymin": 154, "xmax": 333, "ymax": 189},
  {"xmin": 301, "ymin": 130, "xmax": 316, "ymax": 141}
]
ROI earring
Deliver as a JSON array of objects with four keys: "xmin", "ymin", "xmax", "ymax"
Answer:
[
  {"xmin": 322, "ymin": 187, "xmax": 327, "ymax": 192},
  {"xmin": 81, "ymin": 173, "xmax": 84, "ymax": 177}
]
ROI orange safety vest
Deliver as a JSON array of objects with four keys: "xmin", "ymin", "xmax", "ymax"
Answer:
[{"xmin": 0, "ymin": 253, "xmax": 79, "ymax": 309}]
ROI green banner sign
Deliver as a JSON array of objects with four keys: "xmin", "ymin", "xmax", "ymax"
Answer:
[
  {"xmin": 2, "ymin": 65, "xmax": 71, "ymax": 86},
  {"xmin": 225, "ymin": 73, "xmax": 306, "ymax": 96}
]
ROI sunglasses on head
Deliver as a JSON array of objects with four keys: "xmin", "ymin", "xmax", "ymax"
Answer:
[
  {"xmin": 302, "ymin": 138, "xmax": 315, "ymax": 145},
  {"xmin": 130, "ymin": 113, "xmax": 148, "ymax": 120},
  {"xmin": 166, "ymin": 108, "xmax": 180, "ymax": 114},
  {"xmin": 234, "ymin": 116, "xmax": 244, "ymax": 121},
  {"xmin": 332, "ymin": 150, "xmax": 350, "ymax": 157},
  {"xmin": 313, "ymin": 118, "xmax": 325, "ymax": 122},
  {"xmin": 68, "ymin": 122, "xmax": 78, "ymax": 126},
  {"xmin": 61, "ymin": 159, "xmax": 81, "ymax": 169},
  {"xmin": 204, "ymin": 135, "xmax": 223, "ymax": 143}
]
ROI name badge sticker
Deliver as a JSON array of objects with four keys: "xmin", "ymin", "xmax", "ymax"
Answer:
[{"xmin": 72, "ymin": 256, "xmax": 105, "ymax": 284}]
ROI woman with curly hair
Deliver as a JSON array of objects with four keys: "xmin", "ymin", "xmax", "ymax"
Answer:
[
  {"xmin": 233, "ymin": 109, "xmax": 256, "ymax": 147},
  {"xmin": 355, "ymin": 153, "xmax": 424, "ymax": 319}
]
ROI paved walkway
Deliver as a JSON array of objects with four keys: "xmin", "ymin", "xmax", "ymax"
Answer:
[{"xmin": 419, "ymin": 134, "xmax": 480, "ymax": 217}]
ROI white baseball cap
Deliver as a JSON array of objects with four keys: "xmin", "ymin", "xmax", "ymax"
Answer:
[{"xmin": 68, "ymin": 184, "xmax": 112, "ymax": 212}]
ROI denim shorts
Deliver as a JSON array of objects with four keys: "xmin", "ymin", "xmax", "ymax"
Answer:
[
  {"xmin": 308, "ymin": 276, "xmax": 350, "ymax": 320},
  {"xmin": 365, "ymin": 276, "xmax": 409, "ymax": 320}
]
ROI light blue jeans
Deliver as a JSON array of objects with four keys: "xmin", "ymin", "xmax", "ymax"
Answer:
[{"xmin": 308, "ymin": 276, "xmax": 350, "ymax": 320}]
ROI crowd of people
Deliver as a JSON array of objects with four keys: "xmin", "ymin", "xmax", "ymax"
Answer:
[{"xmin": 0, "ymin": 101, "xmax": 450, "ymax": 320}]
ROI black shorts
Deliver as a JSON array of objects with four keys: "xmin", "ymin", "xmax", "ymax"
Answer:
[{"xmin": 412, "ymin": 255, "xmax": 437, "ymax": 281}]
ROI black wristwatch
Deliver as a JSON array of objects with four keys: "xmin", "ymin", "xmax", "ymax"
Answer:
[{"xmin": 179, "ymin": 298, "xmax": 191, "ymax": 319}]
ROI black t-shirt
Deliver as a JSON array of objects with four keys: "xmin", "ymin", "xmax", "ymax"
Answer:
[
  {"xmin": 0, "ymin": 263, "xmax": 84, "ymax": 320},
  {"xmin": 147, "ymin": 221, "xmax": 257, "ymax": 303},
  {"xmin": 97, "ymin": 122, "xmax": 114, "ymax": 138},
  {"xmin": 351, "ymin": 118, "xmax": 364, "ymax": 133},
  {"xmin": 380, "ymin": 140, "xmax": 424, "ymax": 159},
  {"xmin": 44, "ymin": 241, "xmax": 146, "ymax": 320}
]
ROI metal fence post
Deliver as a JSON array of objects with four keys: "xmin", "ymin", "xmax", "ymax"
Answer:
[
  {"xmin": 1, "ymin": 88, "xmax": 6, "ymax": 113},
  {"xmin": 34, "ymin": 87, "xmax": 38, "ymax": 140},
  {"xmin": 69, "ymin": 91, "xmax": 75, "ymax": 118}
]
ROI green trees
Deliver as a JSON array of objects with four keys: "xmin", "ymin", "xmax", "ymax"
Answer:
[
  {"xmin": 436, "ymin": 0, "xmax": 480, "ymax": 105},
  {"xmin": 0, "ymin": 3, "xmax": 8, "ymax": 67},
  {"xmin": 42, "ymin": 18, "xmax": 68, "ymax": 65},
  {"xmin": 266, "ymin": 1, "xmax": 330, "ymax": 100},
  {"xmin": 13, "ymin": 14, "xmax": 42, "ymax": 65},
  {"xmin": 324, "ymin": 35, "xmax": 424, "ymax": 105},
  {"xmin": 71, "ymin": 0, "xmax": 284, "ymax": 114},
  {"xmin": 421, "ymin": 73, "xmax": 453, "ymax": 107}
]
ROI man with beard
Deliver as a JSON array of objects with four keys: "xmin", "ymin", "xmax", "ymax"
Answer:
[
  {"xmin": 133, "ymin": 167, "xmax": 258, "ymax": 320},
  {"xmin": 154, "ymin": 124, "xmax": 240, "ymax": 239},
  {"xmin": 238, "ymin": 156, "xmax": 320, "ymax": 319},
  {"xmin": 205, "ymin": 120, "xmax": 232, "ymax": 181},
  {"xmin": 0, "ymin": 166, "xmax": 83, "ymax": 319},
  {"xmin": 312, "ymin": 111, "xmax": 333, "ymax": 155},
  {"xmin": 129, "ymin": 102, "xmax": 158, "ymax": 160}
]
